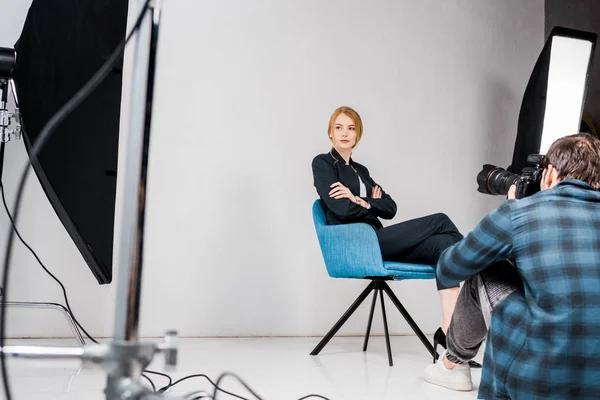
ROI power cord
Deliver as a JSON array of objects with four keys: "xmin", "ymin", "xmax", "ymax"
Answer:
[
  {"xmin": 158, "ymin": 373, "xmax": 251, "ymax": 399},
  {"xmin": 213, "ymin": 372, "xmax": 262, "ymax": 400},
  {"xmin": 210, "ymin": 372, "xmax": 332, "ymax": 400},
  {"xmin": 144, "ymin": 369, "xmax": 173, "ymax": 388},
  {"xmin": 142, "ymin": 373, "xmax": 157, "ymax": 392},
  {"xmin": 159, "ymin": 371, "xmax": 332, "ymax": 400},
  {"xmin": 0, "ymin": 2, "xmax": 152, "ymax": 399},
  {"xmin": 183, "ymin": 391, "xmax": 213, "ymax": 400}
]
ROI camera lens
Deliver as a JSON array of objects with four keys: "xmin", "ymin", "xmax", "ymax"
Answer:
[{"xmin": 476, "ymin": 164, "xmax": 521, "ymax": 196}]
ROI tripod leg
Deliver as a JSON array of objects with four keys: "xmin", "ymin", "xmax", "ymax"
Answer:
[{"xmin": 311, "ymin": 281, "xmax": 376, "ymax": 356}]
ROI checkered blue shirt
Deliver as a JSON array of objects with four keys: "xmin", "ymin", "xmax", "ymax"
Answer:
[{"xmin": 438, "ymin": 179, "xmax": 600, "ymax": 399}]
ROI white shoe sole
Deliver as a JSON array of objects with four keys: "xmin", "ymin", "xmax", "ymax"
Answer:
[{"xmin": 424, "ymin": 375, "xmax": 473, "ymax": 391}]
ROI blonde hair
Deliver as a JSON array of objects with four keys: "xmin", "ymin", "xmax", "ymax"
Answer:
[{"xmin": 327, "ymin": 106, "xmax": 363, "ymax": 147}]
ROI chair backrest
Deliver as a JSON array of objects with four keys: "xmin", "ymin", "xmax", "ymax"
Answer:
[
  {"xmin": 312, "ymin": 199, "xmax": 327, "ymax": 228},
  {"xmin": 312, "ymin": 200, "xmax": 386, "ymax": 278}
]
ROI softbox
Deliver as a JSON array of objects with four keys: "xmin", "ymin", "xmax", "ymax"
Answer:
[
  {"xmin": 510, "ymin": 27, "xmax": 597, "ymax": 173},
  {"xmin": 11, "ymin": 0, "xmax": 129, "ymax": 284}
]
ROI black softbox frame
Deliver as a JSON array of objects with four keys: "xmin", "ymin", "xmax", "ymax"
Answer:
[{"xmin": 11, "ymin": 1, "xmax": 129, "ymax": 284}]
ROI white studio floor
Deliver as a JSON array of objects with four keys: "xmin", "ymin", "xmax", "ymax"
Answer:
[{"xmin": 7, "ymin": 336, "xmax": 485, "ymax": 400}]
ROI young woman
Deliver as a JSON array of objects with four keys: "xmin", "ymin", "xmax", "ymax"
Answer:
[{"xmin": 312, "ymin": 106, "xmax": 462, "ymax": 337}]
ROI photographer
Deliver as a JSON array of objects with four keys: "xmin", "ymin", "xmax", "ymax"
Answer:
[{"xmin": 423, "ymin": 133, "xmax": 600, "ymax": 399}]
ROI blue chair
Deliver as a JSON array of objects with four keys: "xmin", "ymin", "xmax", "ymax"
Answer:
[{"xmin": 311, "ymin": 199, "xmax": 438, "ymax": 366}]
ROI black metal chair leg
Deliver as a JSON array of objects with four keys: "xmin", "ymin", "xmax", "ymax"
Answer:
[
  {"xmin": 311, "ymin": 281, "xmax": 376, "ymax": 356},
  {"xmin": 362, "ymin": 289, "xmax": 378, "ymax": 352},
  {"xmin": 379, "ymin": 289, "xmax": 394, "ymax": 366},
  {"xmin": 381, "ymin": 282, "xmax": 436, "ymax": 359}
]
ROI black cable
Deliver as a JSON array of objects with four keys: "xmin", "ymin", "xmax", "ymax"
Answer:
[
  {"xmin": 144, "ymin": 369, "xmax": 173, "ymax": 388},
  {"xmin": 184, "ymin": 391, "xmax": 214, "ymax": 400},
  {"xmin": 296, "ymin": 396, "xmax": 332, "ymax": 400},
  {"xmin": 213, "ymin": 372, "xmax": 263, "ymax": 400},
  {"xmin": 158, "ymin": 373, "xmax": 250, "ymax": 400},
  {"xmin": 0, "ymin": 3, "xmax": 151, "ymax": 399},
  {"xmin": 142, "ymin": 373, "xmax": 157, "ymax": 392}
]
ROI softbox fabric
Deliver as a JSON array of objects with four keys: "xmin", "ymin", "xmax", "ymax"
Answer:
[{"xmin": 12, "ymin": 0, "xmax": 129, "ymax": 284}]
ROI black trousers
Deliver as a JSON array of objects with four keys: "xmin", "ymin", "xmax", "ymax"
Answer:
[{"xmin": 376, "ymin": 213, "xmax": 463, "ymax": 290}]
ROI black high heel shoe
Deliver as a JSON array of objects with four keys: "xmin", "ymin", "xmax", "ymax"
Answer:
[{"xmin": 433, "ymin": 327, "xmax": 482, "ymax": 368}]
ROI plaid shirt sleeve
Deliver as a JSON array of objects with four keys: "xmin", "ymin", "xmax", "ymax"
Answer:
[{"xmin": 437, "ymin": 201, "xmax": 514, "ymax": 288}]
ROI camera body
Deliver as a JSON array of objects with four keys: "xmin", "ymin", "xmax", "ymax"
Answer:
[
  {"xmin": 514, "ymin": 154, "xmax": 546, "ymax": 199},
  {"xmin": 476, "ymin": 154, "xmax": 546, "ymax": 199}
]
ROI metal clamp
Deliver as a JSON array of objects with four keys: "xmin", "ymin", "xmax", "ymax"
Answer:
[{"xmin": 0, "ymin": 107, "xmax": 21, "ymax": 143}]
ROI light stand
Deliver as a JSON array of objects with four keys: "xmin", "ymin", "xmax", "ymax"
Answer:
[{"xmin": 0, "ymin": 1, "xmax": 182, "ymax": 398}]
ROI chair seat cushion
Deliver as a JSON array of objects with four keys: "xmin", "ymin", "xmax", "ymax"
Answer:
[{"xmin": 383, "ymin": 262, "xmax": 436, "ymax": 280}]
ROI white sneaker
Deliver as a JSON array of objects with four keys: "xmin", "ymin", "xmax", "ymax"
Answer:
[{"xmin": 424, "ymin": 350, "xmax": 473, "ymax": 391}]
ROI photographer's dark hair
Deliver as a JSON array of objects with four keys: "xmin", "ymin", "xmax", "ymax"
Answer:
[{"xmin": 546, "ymin": 133, "xmax": 600, "ymax": 189}]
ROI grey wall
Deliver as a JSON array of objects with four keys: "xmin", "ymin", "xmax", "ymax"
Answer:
[
  {"xmin": 1, "ymin": 0, "xmax": 544, "ymax": 338},
  {"xmin": 546, "ymin": 0, "xmax": 600, "ymax": 130}
]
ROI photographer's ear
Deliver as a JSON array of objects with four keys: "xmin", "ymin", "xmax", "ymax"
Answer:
[{"xmin": 542, "ymin": 164, "xmax": 560, "ymax": 190}]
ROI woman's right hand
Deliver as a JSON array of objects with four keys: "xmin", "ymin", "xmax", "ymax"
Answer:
[{"xmin": 372, "ymin": 185, "xmax": 382, "ymax": 199}]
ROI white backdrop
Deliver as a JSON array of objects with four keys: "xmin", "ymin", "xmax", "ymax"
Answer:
[{"xmin": 0, "ymin": 0, "xmax": 543, "ymax": 338}]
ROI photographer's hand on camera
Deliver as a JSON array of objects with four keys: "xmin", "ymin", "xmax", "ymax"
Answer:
[{"xmin": 507, "ymin": 184, "xmax": 517, "ymax": 200}]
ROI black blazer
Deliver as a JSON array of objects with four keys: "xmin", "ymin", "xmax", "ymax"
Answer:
[{"xmin": 312, "ymin": 148, "xmax": 397, "ymax": 230}]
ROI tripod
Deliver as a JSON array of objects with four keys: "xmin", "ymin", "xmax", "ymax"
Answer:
[{"xmin": 0, "ymin": 1, "xmax": 181, "ymax": 398}]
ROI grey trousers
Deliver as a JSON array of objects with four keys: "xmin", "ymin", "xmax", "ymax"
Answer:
[{"xmin": 445, "ymin": 260, "xmax": 523, "ymax": 364}]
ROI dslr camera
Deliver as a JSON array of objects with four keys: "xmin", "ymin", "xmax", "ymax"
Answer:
[{"xmin": 476, "ymin": 154, "xmax": 546, "ymax": 199}]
